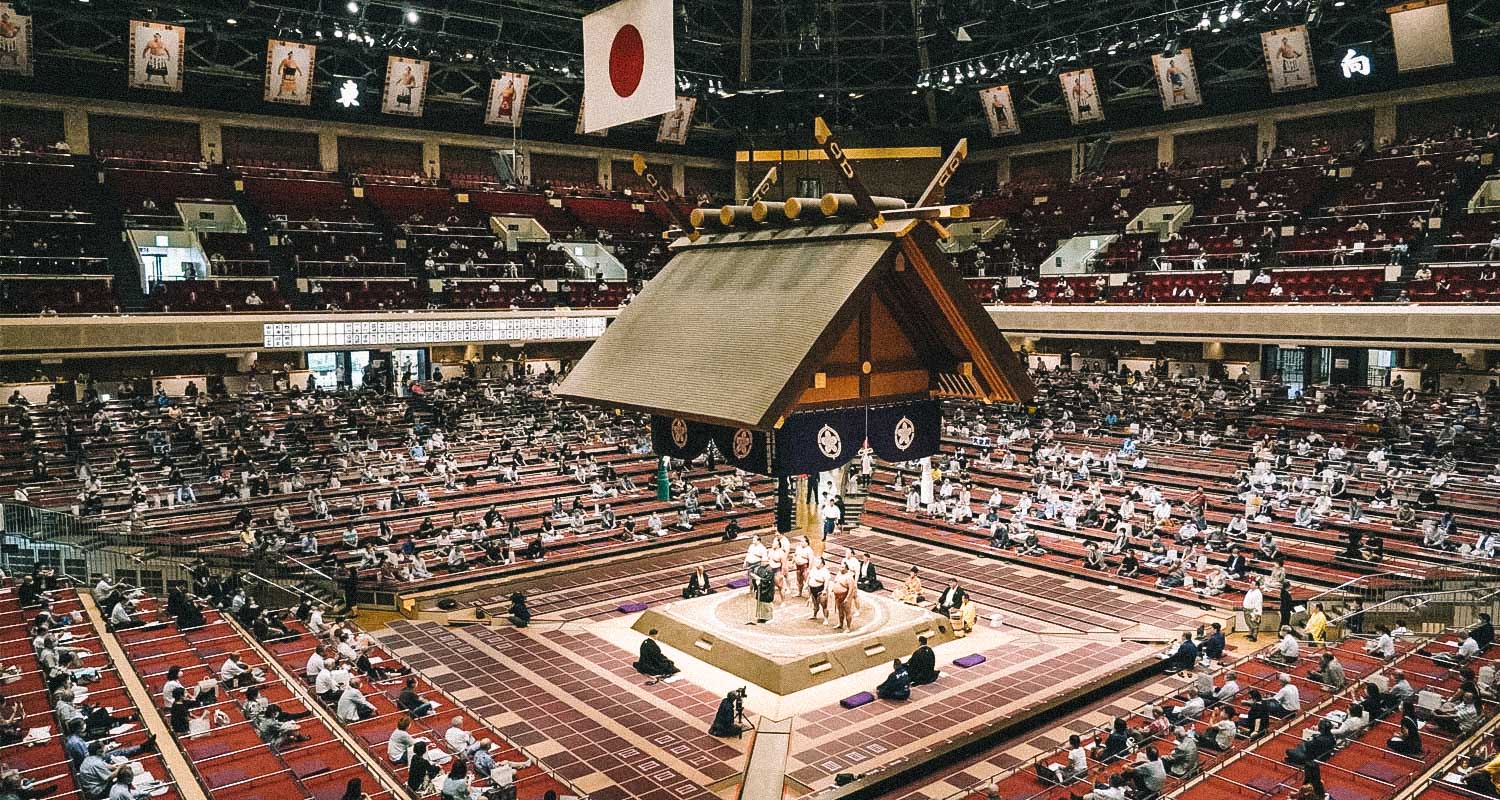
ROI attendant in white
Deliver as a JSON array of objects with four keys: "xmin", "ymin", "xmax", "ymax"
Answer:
[
  {"xmin": 1241, "ymin": 580, "xmax": 1264, "ymax": 642},
  {"xmin": 819, "ymin": 498, "xmax": 841, "ymax": 540}
]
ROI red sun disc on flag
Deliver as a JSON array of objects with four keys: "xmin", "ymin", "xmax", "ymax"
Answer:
[{"xmin": 608, "ymin": 24, "xmax": 645, "ymax": 98}]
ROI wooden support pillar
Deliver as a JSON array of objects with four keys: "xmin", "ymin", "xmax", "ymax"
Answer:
[
  {"xmin": 422, "ymin": 139, "xmax": 441, "ymax": 180},
  {"xmin": 318, "ymin": 130, "xmax": 339, "ymax": 172},
  {"xmin": 597, "ymin": 155, "xmax": 612, "ymax": 191},
  {"xmin": 1257, "ymin": 118, "xmax": 1277, "ymax": 161},
  {"xmin": 1157, "ymin": 133, "xmax": 1176, "ymax": 169},
  {"xmin": 734, "ymin": 161, "xmax": 751, "ymax": 202},
  {"xmin": 199, "ymin": 120, "xmax": 221, "ymax": 164},
  {"xmin": 63, "ymin": 107, "xmax": 89, "ymax": 155},
  {"xmin": 1373, "ymin": 105, "xmax": 1398, "ymax": 148}
]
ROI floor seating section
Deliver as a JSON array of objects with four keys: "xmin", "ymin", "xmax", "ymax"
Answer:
[{"xmin": 1, "ymin": 584, "xmax": 185, "ymax": 800}]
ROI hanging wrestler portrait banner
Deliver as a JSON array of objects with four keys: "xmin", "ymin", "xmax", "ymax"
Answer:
[
  {"xmin": 264, "ymin": 39, "xmax": 316, "ymax": 106},
  {"xmin": 129, "ymin": 20, "xmax": 186, "ymax": 93},
  {"xmin": 0, "ymin": 3, "xmax": 35, "ymax": 78},
  {"xmin": 1152, "ymin": 49, "xmax": 1202, "ymax": 111},
  {"xmin": 382, "ymin": 55, "xmax": 429, "ymax": 117},
  {"xmin": 484, "ymin": 72, "xmax": 530, "ymax": 127},
  {"xmin": 1261, "ymin": 25, "xmax": 1317, "ymax": 93},
  {"xmin": 1058, "ymin": 68, "xmax": 1104, "ymax": 125},
  {"xmin": 656, "ymin": 96, "xmax": 696, "ymax": 145},
  {"xmin": 979, "ymin": 84, "xmax": 1020, "ymax": 137}
]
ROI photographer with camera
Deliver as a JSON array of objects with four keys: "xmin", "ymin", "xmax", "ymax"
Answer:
[{"xmin": 709, "ymin": 687, "xmax": 749, "ymax": 738}]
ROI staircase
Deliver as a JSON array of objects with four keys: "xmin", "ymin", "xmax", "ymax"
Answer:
[
  {"xmin": 107, "ymin": 226, "xmax": 149, "ymax": 313},
  {"xmin": 840, "ymin": 477, "xmax": 869, "ymax": 530},
  {"xmin": 1316, "ymin": 565, "xmax": 1500, "ymax": 634},
  {"xmin": 1040, "ymin": 233, "xmax": 1118, "ymax": 275}
]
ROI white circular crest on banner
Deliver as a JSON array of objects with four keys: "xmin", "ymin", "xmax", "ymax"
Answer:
[
  {"xmin": 732, "ymin": 428, "xmax": 754, "ymax": 460},
  {"xmin": 894, "ymin": 416, "xmax": 916, "ymax": 451},
  {"xmin": 670, "ymin": 417, "xmax": 689, "ymax": 448},
  {"xmin": 816, "ymin": 424, "xmax": 843, "ymax": 459}
]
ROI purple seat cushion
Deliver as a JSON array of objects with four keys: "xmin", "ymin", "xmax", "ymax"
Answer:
[
  {"xmin": 952, "ymin": 654, "xmax": 987, "ymax": 668},
  {"xmin": 841, "ymin": 692, "xmax": 875, "ymax": 709},
  {"xmin": 617, "ymin": 602, "xmax": 649, "ymax": 613},
  {"xmin": 726, "ymin": 577, "xmax": 750, "ymax": 589}
]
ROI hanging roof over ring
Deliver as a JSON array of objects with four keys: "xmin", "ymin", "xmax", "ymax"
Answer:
[{"xmin": 557, "ymin": 217, "xmax": 1033, "ymax": 430}]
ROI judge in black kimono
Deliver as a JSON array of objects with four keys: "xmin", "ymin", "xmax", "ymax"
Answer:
[
  {"xmin": 875, "ymin": 658, "xmax": 911, "ymax": 701},
  {"xmin": 750, "ymin": 562, "xmax": 775, "ymax": 623},
  {"xmin": 683, "ymin": 566, "xmax": 713, "ymax": 599},
  {"xmin": 857, "ymin": 553, "xmax": 883, "ymax": 592},
  {"xmin": 934, "ymin": 579, "xmax": 967, "ymax": 615},
  {"xmin": 907, "ymin": 636, "xmax": 939, "ymax": 685},
  {"xmin": 634, "ymin": 630, "xmax": 679, "ymax": 679}
]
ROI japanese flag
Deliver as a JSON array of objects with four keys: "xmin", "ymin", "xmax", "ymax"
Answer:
[{"xmin": 582, "ymin": 0, "xmax": 675, "ymax": 133}]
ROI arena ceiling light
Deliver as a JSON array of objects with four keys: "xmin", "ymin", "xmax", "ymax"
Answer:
[
  {"xmin": 347, "ymin": 1, "xmax": 360, "ymax": 12},
  {"xmin": 405, "ymin": 8, "xmax": 420, "ymax": 23}
]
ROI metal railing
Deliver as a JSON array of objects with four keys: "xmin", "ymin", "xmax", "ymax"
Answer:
[
  {"xmin": 1308, "ymin": 564, "xmax": 1495, "ymax": 625},
  {"xmin": 0, "ymin": 500, "xmax": 339, "ymax": 612}
]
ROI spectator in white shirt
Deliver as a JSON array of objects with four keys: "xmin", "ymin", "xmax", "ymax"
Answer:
[
  {"xmin": 220, "ymin": 653, "xmax": 255, "ymax": 688},
  {"xmin": 1267, "ymin": 626, "xmax": 1300, "ymax": 665},
  {"xmin": 444, "ymin": 716, "xmax": 491, "ymax": 756},
  {"xmin": 315, "ymin": 660, "xmax": 347, "ymax": 704},
  {"xmin": 1364, "ymin": 625, "xmax": 1396, "ymax": 659},
  {"xmin": 387, "ymin": 716, "xmax": 419, "ymax": 763},
  {"xmin": 1209, "ymin": 672, "xmax": 1241, "ymax": 706},
  {"xmin": 1435, "ymin": 635, "xmax": 1481, "ymax": 668},
  {"xmin": 305, "ymin": 646, "xmax": 327, "ymax": 681},
  {"xmin": 1330, "ymin": 702, "xmax": 1369, "ymax": 740},
  {"xmin": 337, "ymin": 678, "xmax": 377, "ymax": 722},
  {"xmin": 1267, "ymin": 673, "xmax": 1301, "ymax": 716},
  {"xmin": 1035, "ymin": 733, "xmax": 1088, "ymax": 784}
]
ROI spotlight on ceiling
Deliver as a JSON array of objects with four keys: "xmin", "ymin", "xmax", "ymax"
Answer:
[
  {"xmin": 346, "ymin": 1, "xmax": 359, "ymax": 12},
  {"xmin": 405, "ymin": 8, "xmax": 420, "ymax": 24}
]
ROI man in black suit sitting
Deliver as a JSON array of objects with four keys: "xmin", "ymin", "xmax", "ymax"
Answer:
[{"xmin": 933, "ymin": 578, "xmax": 967, "ymax": 616}]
